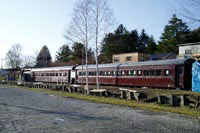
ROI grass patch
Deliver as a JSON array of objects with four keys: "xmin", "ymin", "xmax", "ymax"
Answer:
[{"xmin": 1, "ymin": 84, "xmax": 200, "ymax": 118}]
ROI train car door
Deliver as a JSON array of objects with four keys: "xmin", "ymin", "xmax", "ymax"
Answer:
[
  {"xmin": 175, "ymin": 65, "xmax": 183, "ymax": 88},
  {"xmin": 71, "ymin": 70, "xmax": 76, "ymax": 84},
  {"xmin": 68, "ymin": 70, "xmax": 71, "ymax": 83}
]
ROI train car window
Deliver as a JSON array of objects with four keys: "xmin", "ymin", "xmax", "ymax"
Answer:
[
  {"xmin": 164, "ymin": 70, "xmax": 170, "ymax": 76},
  {"xmin": 133, "ymin": 70, "xmax": 137, "ymax": 76},
  {"xmin": 99, "ymin": 71, "xmax": 103, "ymax": 76},
  {"xmin": 144, "ymin": 70, "xmax": 149, "ymax": 76},
  {"xmin": 56, "ymin": 73, "xmax": 58, "ymax": 76},
  {"xmin": 83, "ymin": 72, "xmax": 86, "ymax": 76},
  {"xmin": 117, "ymin": 71, "xmax": 121, "ymax": 76},
  {"xmin": 137, "ymin": 70, "xmax": 142, "ymax": 76},
  {"xmin": 60, "ymin": 73, "xmax": 62, "ymax": 76},
  {"xmin": 156, "ymin": 70, "xmax": 161, "ymax": 76},
  {"xmin": 122, "ymin": 71, "xmax": 126, "ymax": 76},
  {"xmin": 112, "ymin": 71, "xmax": 116, "ymax": 76},
  {"xmin": 150, "ymin": 70, "xmax": 156, "ymax": 76},
  {"xmin": 79, "ymin": 72, "xmax": 82, "ymax": 76},
  {"xmin": 128, "ymin": 71, "xmax": 132, "ymax": 76},
  {"xmin": 107, "ymin": 71, "xmax": 111, "ymax": 76},
  {"xmin": 91, "ymin": 72, "xmax": 94, "ymax": 76},
  {"xmin": 104, "ymin": 71, "xmax": 107, "ymax": 76}
]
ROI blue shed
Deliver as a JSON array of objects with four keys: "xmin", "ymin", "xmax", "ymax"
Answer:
[{"xmin": 192, "ymin": 61, "xmax": 200, "ymax": 92}]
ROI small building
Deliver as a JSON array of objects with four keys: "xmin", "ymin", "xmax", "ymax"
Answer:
[
  {"xmin": 4, "ymin": 68, "xmax": 21, "ymax": 81},
  {"xmin": 178, "ymin": 42, "xmax": 200, "ymax": 59},
  {"xmin": 112, "ymin": 52, "xmax": 145, "ymax": 63}
]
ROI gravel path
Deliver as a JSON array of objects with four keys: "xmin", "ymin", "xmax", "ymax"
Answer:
[{"xmin": 0, "ymin": 87, "xmax": 200, "ymax": 133}]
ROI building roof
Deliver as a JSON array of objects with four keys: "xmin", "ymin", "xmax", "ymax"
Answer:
[
  {"xmin": 120, "ymin": 58, "xmax": 193, "ymax": 67},
  {"xmin": 76, "ymin": 63, "xmax": 121, "ymax": 69},
  {"xmin": 77, "ymin": 58, "xmax": 194, "ymax": 70},
  {"xmin": 148, "ymin": 53, "xmax": 177, "ymax": 60},
  {"xmin": 31, "ymin": 65, "xmax": 76, "ymax": 72},
  {"xmin": 178, "ymin": 42, "xmax": 200, "ymax": 47}
]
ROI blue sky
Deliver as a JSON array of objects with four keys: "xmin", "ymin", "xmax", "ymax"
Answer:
[{"xmin": 0, "ymin": 0, "xmax": 187, "ymax": 67}]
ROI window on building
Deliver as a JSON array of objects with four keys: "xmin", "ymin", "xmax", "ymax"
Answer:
[
  {"xmin": 126, "ymin": 56, "xmax": 132, "ymax": 61},
  {"xmin": 114, "ymin": 57, "xmax": 120, "ymax": 62},
  {"xmin": 185, "ymin": 49, "xmax": 192, "ymax": 54}
]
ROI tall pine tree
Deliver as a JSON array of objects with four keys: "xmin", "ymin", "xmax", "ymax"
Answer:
[
  {"xmin": 158, "ymin": 14, "xmax": 190, "ymax": 53},
  {"xmin": 36, "ymin": 45, "xmax": 52, "ymax": 67},
  {"xmin": 56, "ymin": 44, "xmax": 71, "ymax": 62}
]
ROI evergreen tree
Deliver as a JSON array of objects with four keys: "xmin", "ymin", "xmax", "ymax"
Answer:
[
  {"xmin": 146, "ymin": 36, "xmax": 157, "ymax": 54},
  {"xmin": 36, "ymin": 45, "xmax": 52, "ymax": 67},
  {"xmin": 71, "ymin": 42, "xmax": 95, "ymax": 64},
  {"xmin": 137, "ymin": 29, "xmax": 149, "ymax": 53},
  {"xmin": 189, "ymin": 27, "xmax": 200, "ymax": 42},
  {"xmin": 56, "ymin": 44, "xmax": 71, "ymax": 62},
  {"xmin": 71, "ymin": 42, "xmax": 85, "ymax": 64},
  {"xmin": 100, "ymin": 24, "xmax": 157, "ymax": 63},
  {"xmin": 100, "ymin": 24, "xmax": 136, "ymax": 63},
  {"xmin": 158, "ymin": 14, "xmax": 190, "ymax": 53}
]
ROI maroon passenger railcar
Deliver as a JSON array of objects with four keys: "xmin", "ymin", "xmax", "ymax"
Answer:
[
  {"xmin": 117, "ymin": 58, "xmax": 194, "ymax": 89},
  {"xmin": 76, "ymin": 58, "xmax": 195, "ymax": 89},
  {"xmin": 76, "ymin": 63, "xmax": 121, "ymax": 85}
]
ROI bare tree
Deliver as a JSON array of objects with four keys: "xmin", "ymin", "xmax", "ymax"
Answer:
[
  {"xmin": 176, "ymin": 0, "xmax": 200, "ymax": 25},
  {"xmin": 65, "ymin": 0, "xmax": 93, "ymax": 93},
  {"xmin": 5, "ymin": 44, "xmax": 23, "ymax": 68},
  {"xmin": 22, "ymin": 55, "xmax": 36, "ymax": 68},
  {"xmin": 91, "ymin": 0, "xmax": 115, "ymax": 89}
]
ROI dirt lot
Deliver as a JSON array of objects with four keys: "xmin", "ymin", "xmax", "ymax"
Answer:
[{"xmin": 0, "ymin": 87, "xmax": 200, "ymax": 133}]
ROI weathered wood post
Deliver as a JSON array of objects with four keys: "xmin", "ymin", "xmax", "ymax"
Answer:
[
  {"xmin": 127, "ymin": 92, "xmax": 133, "ymax": 100},
  {"xmin": 179, "ymin": 95, "xmax": 185, "ymax": 106},
  {"xmin": 169, "ymin": 95, "xmax": 174, "ymax": 106}
]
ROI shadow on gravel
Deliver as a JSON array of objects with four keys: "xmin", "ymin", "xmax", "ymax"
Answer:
[{"xmin": 0, "ymin": 102, "xmax": 112, "ymax": 121}]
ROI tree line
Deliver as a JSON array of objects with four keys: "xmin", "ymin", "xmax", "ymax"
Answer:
[{"xmin": 4, "ymin": 0, "xmax": 200, "ymax": 68}]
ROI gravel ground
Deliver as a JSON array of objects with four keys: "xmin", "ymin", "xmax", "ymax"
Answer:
[{"xmin": 0, "ymin": 87, "xmax": 200, "ymax": 133}]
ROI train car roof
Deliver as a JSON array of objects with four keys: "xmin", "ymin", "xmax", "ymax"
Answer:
[
  {"xmin": 120, "ymin": 58, "xmax": 194, "ymax": 67},
  {"xmin": 31, "ymin": 65, "xmax": 75, "ymax": 72},
  {"xmin": 76, "ymin": 63, "xmax": 121, "ymax": 69}
]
